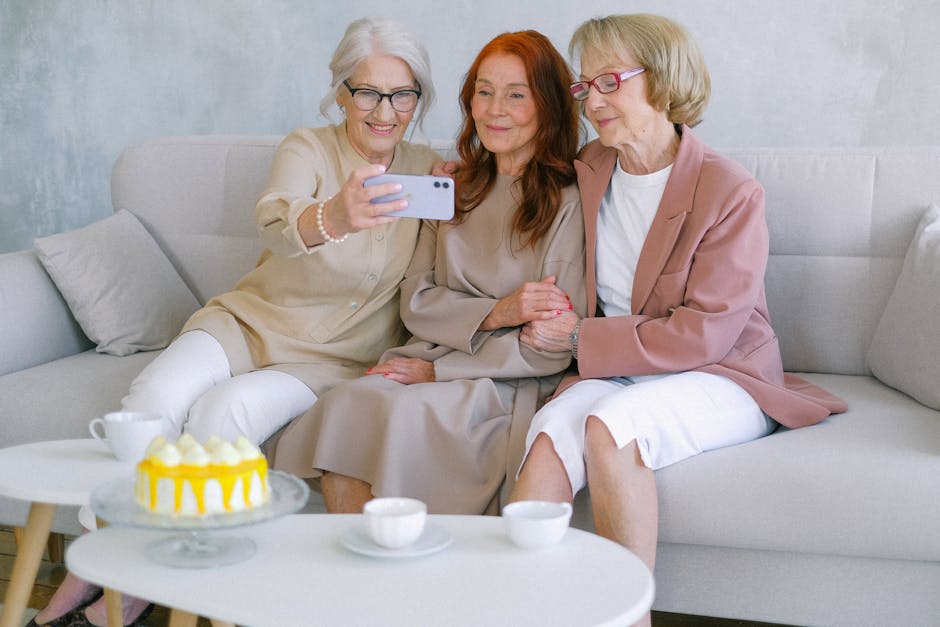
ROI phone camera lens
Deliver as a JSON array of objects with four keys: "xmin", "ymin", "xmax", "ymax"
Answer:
[
  {"xmin": 443, "ymin": 182, "xmax": 450, "ymax": 188},
  {"xmin": 434, "ymin": 181, "xmax": 441, "ymax": 188}
]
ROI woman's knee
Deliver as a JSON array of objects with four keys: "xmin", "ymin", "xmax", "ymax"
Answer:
[
  {"xmin": 514, "ymin": 433, "xmax": 573, "ymax": 502},
  {"xmin": 529, "ymin": 432, "xmax": 556, "ymax": 457},
  {"xmin": 520, "ymin": 433, "xmax": 567, "ymax": 478},
  {"xmin": 584, "ymin": 416, "xmax": 645, "ymax": 470},
  {"xmin": 584, "ymin": 415, "xmax": 616, "ymax": 450},
  {"xmin": 186, "ymin": 388, "xmax": 247, "ymax": 441}
]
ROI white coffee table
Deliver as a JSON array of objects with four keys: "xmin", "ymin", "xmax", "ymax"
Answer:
[
  {"xmin": 66, "ymin": 513, "xmax": 654, "ymax": 626},
  {"xmin": 0, "ymin": 439, "xmax": 134, "ymax": 627}
]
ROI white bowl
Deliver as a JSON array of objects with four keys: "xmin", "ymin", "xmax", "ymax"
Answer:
[
  {"xmin": 363, "ymin": 497, "xmax": 427, "ymax": 549},
  {"xmin": 502, "ymin": 500, "xmax": 572, "ymax": 549}
]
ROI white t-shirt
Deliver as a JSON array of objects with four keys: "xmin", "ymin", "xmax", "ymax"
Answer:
[{"xmin": 595, "ymin": 162, "xmax": 672, "ymax": 317}]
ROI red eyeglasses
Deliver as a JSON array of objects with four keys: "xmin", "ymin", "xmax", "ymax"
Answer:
[{"xmin": 569, "ymin": 67, "xmax": 645, "ymax": 101}]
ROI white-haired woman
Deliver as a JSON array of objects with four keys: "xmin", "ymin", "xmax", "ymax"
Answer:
[{"xmin": 28, "ymin": 17, "xmax": 441, "ymax": 627}]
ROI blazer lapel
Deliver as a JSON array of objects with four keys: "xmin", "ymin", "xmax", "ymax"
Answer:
[
  {"xmin": 575, "ymin": 148, "xmax": 618, "ymax": 317},
  {"xmin": 631, "ymin": 126, "xmax": 704, "ymax": 313}
]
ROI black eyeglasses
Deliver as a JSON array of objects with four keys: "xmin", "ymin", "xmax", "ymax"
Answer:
[
  {"xmin": 569, "ymin": 67, "xmax": 645, "ymax": 101},
  {"xmin": 342, "ymin": 80, "xmax": 422, "ymax": 112}
]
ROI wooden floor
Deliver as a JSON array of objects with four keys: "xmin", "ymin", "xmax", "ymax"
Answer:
[
  {"xmin": 1, "ymin": 526, "xmax": 792, "ymax": 627},
  {"xmin": 0, "ymin": 526, "xmax": 190, "ymax": 626}
]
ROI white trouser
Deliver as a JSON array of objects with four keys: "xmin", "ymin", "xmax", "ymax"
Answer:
[
  {"xmin": 121, "ymin": 330, "xmax": 318, "ymax": 444},
  {"xmin": 522, "ymin": 371, "xmax": 777, "ymax": 494}
]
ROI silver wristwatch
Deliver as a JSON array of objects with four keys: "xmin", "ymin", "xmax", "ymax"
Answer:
[{"xmin": 569, "ymin": 320, "xmax": 582, "ymax": 359}]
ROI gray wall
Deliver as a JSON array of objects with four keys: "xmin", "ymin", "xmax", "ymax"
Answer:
[{"xmin": 2, "ymin": 0, "xmax": 939, "ymax": 253}]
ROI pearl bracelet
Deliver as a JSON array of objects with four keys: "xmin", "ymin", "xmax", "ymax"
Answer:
[{"xmin": 316, "ymin": 198, "xmax": 348, "ymax": 244}]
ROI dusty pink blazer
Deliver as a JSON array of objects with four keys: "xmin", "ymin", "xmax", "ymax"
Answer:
[{"xmin": 569, "ymin": 126, "xmax": 846, "ymax": 428}]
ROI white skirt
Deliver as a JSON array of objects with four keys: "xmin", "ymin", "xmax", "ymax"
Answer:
[{"xmin": 522, "ymin": 371, "xmax": 777, "ymax": 493}]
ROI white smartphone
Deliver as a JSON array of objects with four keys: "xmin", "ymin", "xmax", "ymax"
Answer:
[{"xmin": 364, "ymin": 173, "xmax": 455, "ymax": 220}]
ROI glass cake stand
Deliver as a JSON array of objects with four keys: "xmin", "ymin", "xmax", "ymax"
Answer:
[{"xmin": 91, "ymin": 470, "xmax": 309, "ymax": 568}]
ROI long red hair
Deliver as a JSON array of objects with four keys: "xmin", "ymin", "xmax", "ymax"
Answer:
[{"xmin": 453, "ymin": 30, "xmax": 579, "ymax": 248}]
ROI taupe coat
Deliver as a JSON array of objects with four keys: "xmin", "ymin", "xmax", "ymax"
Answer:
[{"xmin": 275, "ymin": 177, "xmax": 586, "ymax": 513}]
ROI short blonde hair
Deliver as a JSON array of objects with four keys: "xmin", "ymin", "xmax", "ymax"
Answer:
[{"xmin": 569, "ymin": 14, "xmax": 710, "ymax": 127}]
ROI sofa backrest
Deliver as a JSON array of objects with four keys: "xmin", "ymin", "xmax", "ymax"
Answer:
[
  {"xmin": 726, "ymin": 147, "xmax": 940, "ymax": 375},
  {"xmin": 111, "ymin": 136, "xmax": 280, "ymax": 305},
  {"xmin": 111, "ymin": 137, "xmax": 940, "ymax": 376}
]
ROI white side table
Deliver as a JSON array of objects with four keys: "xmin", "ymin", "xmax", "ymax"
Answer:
[
  {"xmin": 67, "ymin": 513, "xmax": 655, "ymax": 627},
  {"xmin": 0, "ymin": 439, "xmax": 133, "ymax": 627}
]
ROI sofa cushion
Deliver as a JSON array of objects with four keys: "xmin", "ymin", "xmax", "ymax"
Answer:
[
  {"xmin": 0, "ymin": 250, "xmax": 92, "ymax": 376},
  {"xmin": 867, "ymin": 204, "xmax": 940, "ymax": 410},
  {"xmin": 33, "ymin": 210, "xmax": 200, "ymax": 356},
  {"xmin": 0, "ymin": 348, "xmax": 160, "ymax": 447},
  {"xmin": 654, "ymin": 373, "xmax": 940, "ymax": 562},
  {"xmin": 0, "ymin": 347, "xmax": 160, "ymax": 533}
]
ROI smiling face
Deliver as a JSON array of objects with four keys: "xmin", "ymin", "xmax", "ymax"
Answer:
[
  {"xmin": 470, "ymin": 53, "xmax": 539, "ymax": 176},
  {"xmin": 578, "ymin": 46, "xmax": 669, "ymax": 151},
  {"xmin": 337, "ymin": 54, "xmax": 418, "ymax": 166}
]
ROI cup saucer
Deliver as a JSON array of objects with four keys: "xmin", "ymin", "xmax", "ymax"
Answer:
[{"xmin": 340, "ymin": 522, "xmax": 452, "ymax": 558}]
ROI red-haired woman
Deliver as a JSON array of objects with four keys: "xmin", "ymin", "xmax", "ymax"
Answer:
[{"xmin": 275, "ymin": 30, "xmax": 586, "ymax": 514}]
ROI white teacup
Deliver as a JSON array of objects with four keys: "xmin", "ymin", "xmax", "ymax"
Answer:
[
  {"xmin": 502, "ymin": 500, "xmax": 572, "ymax": 549},
  {"xmin": 363, "ymin": 497, "xmax": 427, "ymax": 549},
  {"xmin": 89, "ymin": 411, "xmax": 164, "ymax": 463}
]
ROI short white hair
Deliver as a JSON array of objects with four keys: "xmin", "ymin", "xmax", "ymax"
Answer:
[{"xmin": 319, "ymin": 17, "xmax": 435, "ymax": 130}]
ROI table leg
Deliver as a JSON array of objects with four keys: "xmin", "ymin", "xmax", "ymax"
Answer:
[
  {"xmin": 103, "ymin": 588, "xmax": 124, "ymax": 627},
  {"xmin": 168, "ymin": 608, "xmax": 199, "ymax": 627},
  {"xmin": 93, "ymin": 516, "xmax": 126, "ymax": 627},
  {"xmin": 46, "ymin": 532, "xmax": 66, "ymax": 563},
  {"xmin": 0, "ymin": 502, "xmax": 56, "ymax": 627}
]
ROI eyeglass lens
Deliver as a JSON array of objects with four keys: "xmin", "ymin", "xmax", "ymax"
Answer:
[
  {"xmin": 352, "ymin": 89, "xmax": 419, "ymax": 112},
  {"xmin": 570, "ymin": 74, "xmax": 621, "ymax": 100},
  {"xmin": 569, "ymin": 68, "xmax": 644, "ymax": 101}
]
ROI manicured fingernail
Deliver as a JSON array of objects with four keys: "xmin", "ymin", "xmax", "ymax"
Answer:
[
  {"xmin": 568, "ymin": 303, "xmax": 573, "ymax": 310},
  {"xmin": 383, "ymin": 372, "xmax": 390, "ymax": 377},
  {"xmin": 565, "ymin": 295, "xmax": 570, "ymax": 300},
  {"xmin": 555, "ymin": 310, "xmax": 561, "ymax": 316}
]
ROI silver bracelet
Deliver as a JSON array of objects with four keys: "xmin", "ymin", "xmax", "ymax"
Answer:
[{"xmin": 316, "ymin": 197, "xmax": 348, "ymax": 244}]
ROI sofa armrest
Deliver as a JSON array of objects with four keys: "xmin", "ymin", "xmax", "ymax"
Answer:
[{"xmin": 0, "ymin": 250, "xmax": 92, "ymax": 376}]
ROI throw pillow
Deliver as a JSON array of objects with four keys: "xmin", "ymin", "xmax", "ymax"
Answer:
[
  {"xmin": 867, "ymin": 204, "xmax": 940, "ymax": 410},
  {"xmin": 34, "ymin": 209, "xmax": 200, "ymax": 356}
]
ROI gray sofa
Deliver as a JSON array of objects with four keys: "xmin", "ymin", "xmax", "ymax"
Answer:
[{"xmin": 1, "ymin": 136, "xmax": 938, "ymax": 626}]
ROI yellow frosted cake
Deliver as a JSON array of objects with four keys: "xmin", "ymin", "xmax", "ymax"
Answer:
[{"xmin": 135, "ymin": 434, "xmax": 270, "ymax": 517}]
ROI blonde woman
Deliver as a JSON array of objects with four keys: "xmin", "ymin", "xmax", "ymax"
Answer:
[{"xmin": 512, "ymin": 15, "xmax": 846, "ymax": 627}]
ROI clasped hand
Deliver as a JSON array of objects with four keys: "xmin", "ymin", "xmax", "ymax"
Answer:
[
  {"xmin": 481, "ymin": 276, "xmax": 572, "ymax": 331},
  {"xmin": 520, "ymin": 310, "xmax": 580, "ymax": 353}
]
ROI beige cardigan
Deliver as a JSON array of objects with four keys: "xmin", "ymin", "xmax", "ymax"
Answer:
[{"xmin": 182, "ymin": 124, "xmax": 440, "ymax": 394}]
